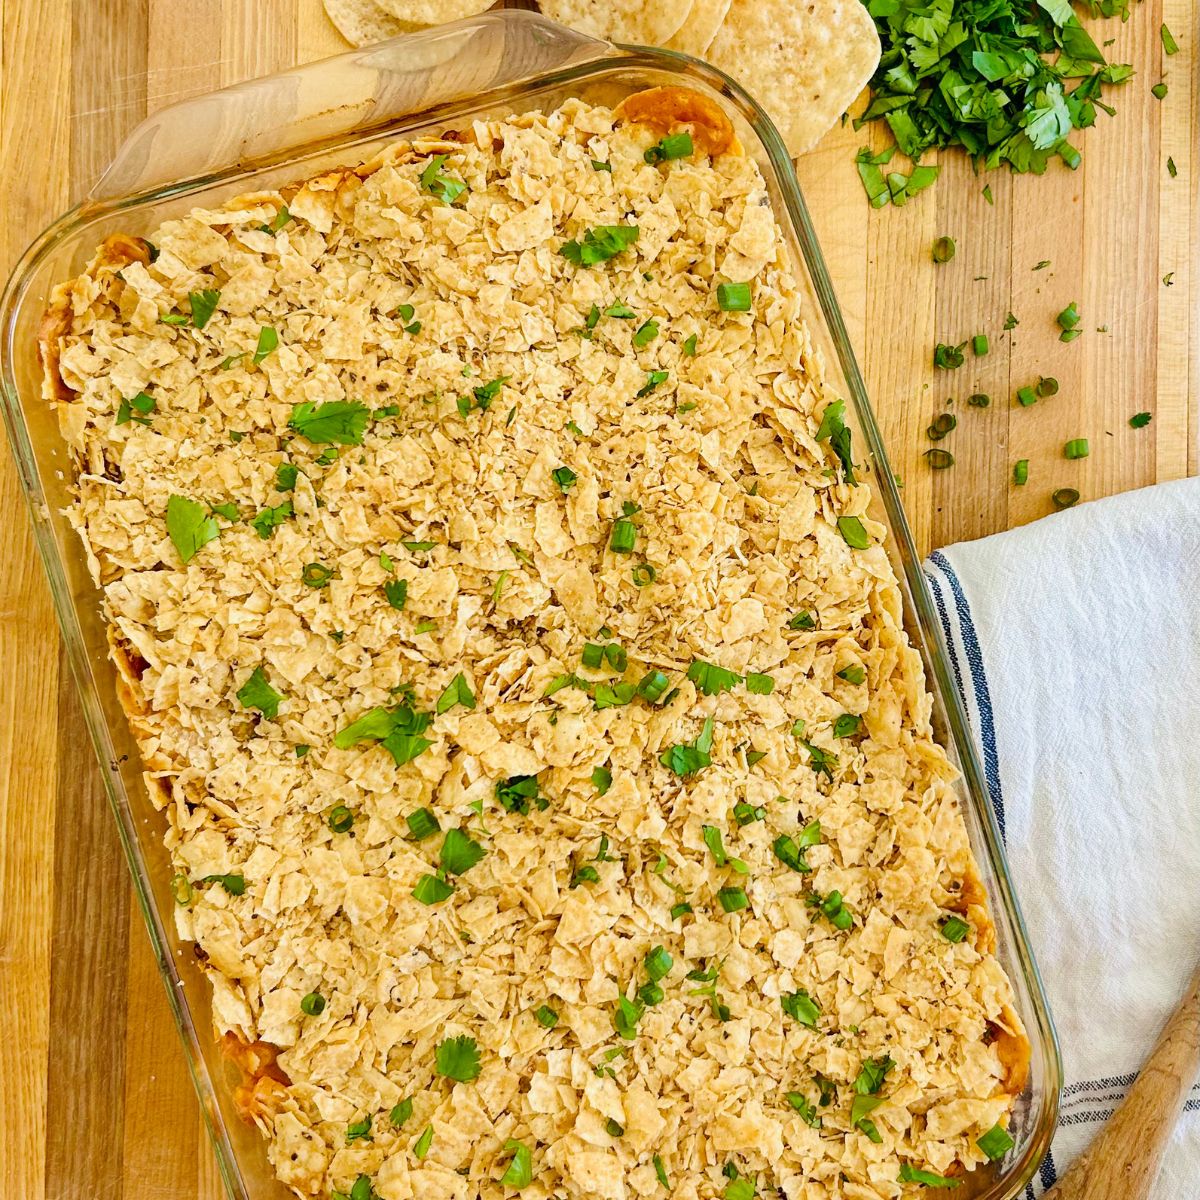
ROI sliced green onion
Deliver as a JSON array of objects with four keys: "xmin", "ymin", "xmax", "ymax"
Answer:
[
  {"xmin": 636, "ymin": 670, "xmax": 670, "ymax": 703},
  {"xmin": 717, "ymin": 886, "xmax": 749, "ymax": 913},
  {"xmin": 927, "ymin": 412, "xmax": 957, "ymax": 441},
  {"xmin": 1053, "ymin": 487, "xmax": 1081, "ymax": 509},
  {"xmin": 788, "ymin": 610, "xmax": 816, "ymax": 630},
  {"xmin": 833, "ymin": 713, "xmax": 862, "ymax": 737},
  {"xmin": 654, "ymin": 1155, "xmax": 669, "ymax": 1188},
  {"xmin": 644, "ymin": 131, "xmax": 694, "ymax": 163},
  {"xmin": 534, "ymin": 1004, "xmax": 559, "ymax": 1029},
  {"xmin": 972, "ymin": 334, "xmax": 988, "ymax": 356},
  {"xmin": 976, "ymin": 1122, "xmax": 1016, "ymax": 1161},
  {"xmin": 1064, "ymin": 438, "xmax": 1089, "ymax": 459},
  {"xmin": 591, "ymin": 766, "xmax": 612, "ymax": 795},
  {"xmin": 967, "ymin": 393, "xmax": 990, "ymax": 408},
  {"xmin": 301, "ymin": 562, "xmax": 335, "ymax": 588},
  {"xmin": 899, "ymin": 1164, "xmax": 961, "ymax": 1188},
  {"xmin": 610, "ymin": 518, "xmax": 637, "ymax": 554},
  {"xmin": 632, "ymin": 562, "xmax": 657, "ymax": 587},
  {"xmin": 328, "ymin": 805, "xmax": 354, "ymax": 833},
  {"xmin": 933, "ymin": 342, "xmax": 965, "ymax": 370},
  {"xmin": 406, "ymin": 808, "xmax": 441, "ymax": 840},
  {"xmin": 1036, "ymin": 376, "xmax": 1059, "ymax": 397},
  {"xmin": 300, "ymin": 991, "xmax": 326, "ymax": 1016},
  {"xmin": 940, "ymin": 915, "xmax": 970, "ymax": 943},
  {"xmin": 924, "ymin": 448, "xmax": 955, "ymax": 469},
  {"xmin": 716, "ymin": 282, "xmax": 752, "ymax": 311},
  {"xmin": 670, "ymin": 901, "xmax": 692, "ymax": 920},
  {"xmin": 552, "ymin": 465, "xmax": 578, "ymax": 493},
  {"xmin": 931, "ymin": 236, "xmax": 956, "ymax": 264},
  {"xmin": 1016, "ymin": 386, "xmax": 1037, "ymax": 407},
  {"xmin": 1013, "ymin": 459, "xmax": 1029, "ymax": 486},
  {"xmin": 645, "ymin": 945, "xmax": 673, "ymax": 981},
  {"xmin": 837, "ymin": 665, "xmax": 866, "ymax": 685},
  {"xmin": 1057, "ymin": 302, "xmax": 1080, "ymax": 331}
]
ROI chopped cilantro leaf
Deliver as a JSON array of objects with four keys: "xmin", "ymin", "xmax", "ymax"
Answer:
[
  {"xmin": 288, "ymin": 400, "xmax": 370, "ymax": 445},
  {"xmin": 166, "ymin": 494, "xmax": 219, "ymax": 563},
  {"xmin": 434, "ymin": 1034, "xmax": 480, "ymax": 1082},
  {"xmin": 236, "ymin": 666, "xmax": 283, "ymax": 719},
  {"xmin": 419, "ymin": 154, "xmax": 467, "ymax": 205},
  {"xmin": 559, "ymin": 224, "xmax": 640, "ymax": 268}
]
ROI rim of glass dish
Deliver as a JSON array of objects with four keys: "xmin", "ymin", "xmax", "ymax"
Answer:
[{"xmin": 0, "ymin": 16, "xmax": 1061, "ymax": 1199}]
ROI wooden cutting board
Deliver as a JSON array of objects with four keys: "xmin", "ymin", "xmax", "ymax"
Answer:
[{"xmin": 0, "ymin": 1, "xmax": 1194, "ymax": 1196}]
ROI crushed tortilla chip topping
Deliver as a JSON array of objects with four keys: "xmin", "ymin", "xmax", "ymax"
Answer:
[{"xmin": 43, "ymin": 95, "xmax": 1026, "ymax": 1200}]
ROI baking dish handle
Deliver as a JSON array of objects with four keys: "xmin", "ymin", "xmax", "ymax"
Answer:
[{"xmin": 90, "ymin": 10, "xmax": 613, "ymax": 204}]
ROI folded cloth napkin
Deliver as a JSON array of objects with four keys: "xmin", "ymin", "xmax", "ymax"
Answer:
[{"xmin": 923, "ymin": 477, "xmax": 1200, "ymax": 1197}]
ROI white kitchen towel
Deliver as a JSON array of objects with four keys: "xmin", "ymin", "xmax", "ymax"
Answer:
[{"xmin": 923, "ymin": 476, "xmax": 1200, "ymax": 1198}]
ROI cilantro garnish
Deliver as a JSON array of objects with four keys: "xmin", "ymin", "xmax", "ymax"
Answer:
[
  {"xmin": 814, "ymin": 398, "xmax": 857, "ymax": 485},
  {"xmin": 858, "ymin": 0, "xmax": 1135, "ymax": 192},
  {"xmin": 116, "ymin": 391, "xmax": 156, "ymax": 427},
  {"xmin": 253, "ymin": 326, "xmax": 278, "ymax": 364},
  {"xmin": 659, "ymin": 715, "xmax": 715, "ymax": 776},
  {"xmin": 436, "ymin": 672, "xmax": 476, "ymax": 714},
  {"xmin": 236, "ymin": 666, "xmax": 283, "ymax": 719},
  {"xmin": 434, "ymin": 1034, "xmax": 480, "ymax": 1082},
  {"xmin": 248, "ymin": 500, "xmax": 293, "ymax": 540},
  {"xmin": 165, "ymin": 494, "xmax": 219, "ymax": 563},
  {"xmin": 496, "ymin": 774, "xmax": 547, "ymax": 815},
  {"xmin": 687, "ymin": 659, "xmax": 742, "ymax": 696},
  {"xmin": 334, "ymin": 704, "xmax": 432, "ymax": 766},
  {"xmin": 288, "ymin": 400, "xmax": 370, "ymax": 445},
  {"xmin": 559, "ymin": 224, "xmax": 640, "ymax": 268},
  {"xmin": 187, "ymin": 289, "xmax": 220, "ymax": 329},
  {"xmin": 419, "ymin": 154, "xmax": 467, "ymax": 205}
]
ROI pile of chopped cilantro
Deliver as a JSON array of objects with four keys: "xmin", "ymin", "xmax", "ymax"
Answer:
[{"xmin": 856, "ymin": 0, "xmax": 1134, "ymax": 203}]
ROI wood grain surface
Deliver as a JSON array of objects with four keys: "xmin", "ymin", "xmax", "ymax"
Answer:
[{"xmin": 0, "ymin": 2, "xmax": 1196, "ymax": 1197}]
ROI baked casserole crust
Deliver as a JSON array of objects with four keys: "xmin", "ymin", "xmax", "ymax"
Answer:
[{"xmin": 42, "ymin": 90, "xmax": 1028, "ymax": 1200}]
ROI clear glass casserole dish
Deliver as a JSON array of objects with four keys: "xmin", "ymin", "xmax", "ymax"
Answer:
[{"xmin": 0, "ymin": 11, "xmax": 1060, "ymax": 1199}]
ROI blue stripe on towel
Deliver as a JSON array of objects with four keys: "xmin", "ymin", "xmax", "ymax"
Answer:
[{"xmin": 927, "ymin": 552, "xmax": 1006, "ymax": 837}]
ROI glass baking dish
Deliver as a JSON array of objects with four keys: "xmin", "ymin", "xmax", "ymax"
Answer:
[{"xmin": 0, "ymin": 11, "xmax": 1060, "ymax": 1199}]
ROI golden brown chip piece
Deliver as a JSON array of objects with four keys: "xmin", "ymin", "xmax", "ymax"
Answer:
[
  {"xmin": 665, "ymin": 0, "xmax": 731, "ymax": 56},
  {"xmin": 706, "ymin": 0, "xmax": 880, "ymax": 155},
  {"xmin": 539, "ymin": 0, "xmax": 693, "ymax": 46},
  {"xmin": 324, "ymin": 0, "xmax": 419, "ymax": 46}
]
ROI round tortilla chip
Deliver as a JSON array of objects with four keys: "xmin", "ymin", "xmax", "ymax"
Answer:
[
  {"xmin": 538, "ymin": 0, "xmax": 693, "ymax": 47},
  {"xmin": 706, "ymin": 0, "xmax": 881, "ymax": 156},
  {"xmin": 665, "ymin": 0, "xmax": 731, "ymax": 56},
  {"xmin": 375, "ymin": 0, "xmax": 493, "ymax": 23},
  {"xmin": 324, "ymin": 0, "xmax": 419, "ymax": 46}
]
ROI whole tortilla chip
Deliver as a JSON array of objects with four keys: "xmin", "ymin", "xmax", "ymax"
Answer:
[
  {"xmin": 665, "ymin": 0, "xmax": 731, "ymax": 56},
  {"xmin": 324, "ymin": 0, "xmax": 419, "ymax": 45},
  {"xmin": 539, "ymin": 0, "xmax": 693, "ymax": 46},
  {"xmin": 376, "ymin": 0, "xmax": 494, "ymax": 22},
  {"xmin": 706, "ymin": 0, "xmax": 880, "ymax": 155}
]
